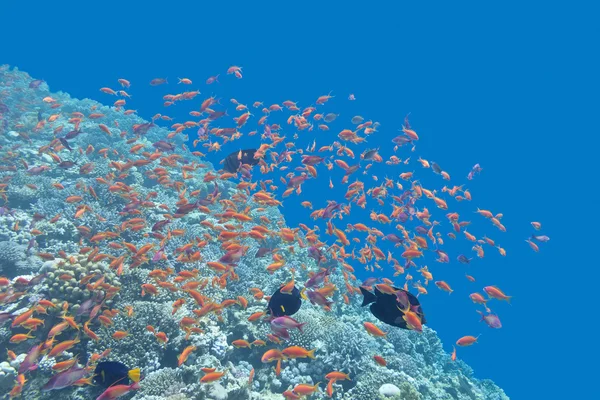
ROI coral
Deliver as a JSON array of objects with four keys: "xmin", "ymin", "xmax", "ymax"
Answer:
[
  {"xmin": 39, "ymin": 254, "xmax": 120, "ymax": 307},
  {"xmin": 0, "ymin": 66, "xmax": 510, "ymax": 400},
  {"xmin": 0, "ymin": 361, "xmax": 17, "ymax": 394},
  {"xmin": 0, "ymin": 240, "xmax": 27, "ymax": 274}
]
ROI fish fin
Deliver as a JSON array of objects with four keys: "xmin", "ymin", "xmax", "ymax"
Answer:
[
  {"xmin": 128, "ymin": 368, "xmax": 141, "ymax": 383},
  {"xmin": 307, "ymin": 349, "xmax": 316, "ymax": 359},
  {"xmin": 359, "ymin": 286, "xmax": 376, "ymax": 307},
  {"xmin": 300, "ymin": 288, "xmax": 308, "ymax": 301},
  {"xmin": 298, "ymin": 322, "xmax": 307, "ymax": 333}
]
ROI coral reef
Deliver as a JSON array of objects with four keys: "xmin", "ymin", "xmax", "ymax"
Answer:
[{"xmin": 0, "ymin": 65, "xmax": 509, "ymax": 400}]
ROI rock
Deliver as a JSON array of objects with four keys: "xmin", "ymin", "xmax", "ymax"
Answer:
[
  {"xmin": 208, "ymin": 382, "xmax": 228, "ymax": 400},
  {"xmin": 379, "ymin": 383, "xmax": 401, "ymax": 397}
]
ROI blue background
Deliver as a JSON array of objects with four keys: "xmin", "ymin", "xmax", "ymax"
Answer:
[{"xmin": 2, "ymin": 1, "xmax": 598, "ymax": 398}]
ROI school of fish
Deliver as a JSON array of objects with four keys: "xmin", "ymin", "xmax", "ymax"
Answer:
[{"xmin": 0, "ymin": 64, "xmax": 548, "ymax": 399}]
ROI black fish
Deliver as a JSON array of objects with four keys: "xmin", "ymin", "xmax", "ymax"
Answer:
[
  {"xmin": 58, "ymin": 138, "xmax": 72, "ymax": 151},
  {"xmin": 94, "ymin": 361, "xmax": 140, "ymax": 387},
  {"xmin": 222, "ymin": 149, "xmax": 261, "ymax": 173},
  {"xmin": 360, "ymin": 286, "xmax": 426, "ymax": 330},
  {"xmin": 267, "ymin": 286, "xmax": 302, "ymax": 317},
  {"xmin": 64, "ymin": 129, "xmax": 82, "ymax": 140}
]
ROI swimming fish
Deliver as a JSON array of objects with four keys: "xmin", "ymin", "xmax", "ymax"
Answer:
[
  {"xmin": 360, "ymin": 286, "xmax": 426, "ymax": 330},
  {"xmin": 267, "ymin": 286, "xmax": 302, "ymax": 317},
  {"xmin": 222, "ymin": 149, "xmax": 261, "ymax": 173},
  {"xmin": 93, "ymin": 361, "xmax": 140, "ymax": 387}
]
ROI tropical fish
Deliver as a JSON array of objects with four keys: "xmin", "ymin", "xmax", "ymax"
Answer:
[
  {"xmin": 93, "ymin": 361, "xmax": 140, "ymax": 387},
  {"xmin": 267, "ymin": 286, "xmax": 302, "ymax": 317},
  {"xmin": 360, "ymin": 286, "xmax": 426, "ymax": 330}
]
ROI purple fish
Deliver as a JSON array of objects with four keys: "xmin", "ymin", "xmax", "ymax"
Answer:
[
  {"xmin": 304, "ymin": 268, "xmax": 331, "ymax": 288},
  {"xmin": 197, "ymin": 182, "xmax": 220, "ymax": 206},
  {"xmin": 0, "ymin": 312, "xmax": 13, "ymax": 325},
  {"xmin": 64, "ymin": 129, "xmax": 82, "ymax": 139},
  {"xmin": 307, "ymin": 246, "xmax": 324, "ymax": 263},
  {"xmin": 301, "ymin": 155, "xmax": 325, "ymax": 166},
  {"xmin": 477, "ymin": 310, "xmax": 502, "ymax": 329},
  {"xmin": 152, "ymin": 220, "xmax": 171, "ymax": 232},
  {"xmin": 435, "ymin": 249, "xmax": 449, "ymax": 263},
  {"xmin": 150, "ymin": 78, "xmax": 168, "ymax": 86},
  {"xmin": 467, "ymin": 163, "xmax": 483, "ymax": 180},
  {"xmin": 361, "ymin": 148, "xmax": 379, "ymax": 160},
  {"xmin": 208, "ymin": 110, "xmax": 227, "ymax": 121},
  {"xmin": 431, "ymin": 162, "xmax": 442, "ymax": 174},
  {"xmin": 0, "ymin": 102, "xmax": 9, "ymax": 114},
  {"xmin": 255, "ymin": 247, "xmax": 273, "ymax": 258},
  {"xmin": 287, "ymin": 174, "xmax": 309, "ymax": 188},
  {"xmin": 19, "ymin": 343, "xmax": 42, "ymax": 374},
  {"xmin": 219, "ymin": 246, "xmax": 246, "ymax": 265},
  {"xmin": 122, "ymin": 200, "xmax": 142, "ymax": 213},
  {"xmin": 27, "ymin": 272, "xmax": 47, "ymax": 286},
  {"xmin": 29, "ymin": 79, "xmax": 44, "ymax": 88},
  {"xmin": 395, "ymin": 290, "xmax": 410, "ymax": 312},
  {"xmin": 321, "ymin": 201, "xmax": 343, "ymax": 219},
  {"xmin": 531, "ymin": 235, "xmax": 550, "ymax": 242},
  {"xmin": 153, "ymin": 140, "xmax": 175, "ymax": 152},
  {"xmin": 271, "ymin": 316, "xmax": 306, "ymax": 332},
  {"xmin": 457, "ymin": 254, "xmax": 472, "ymax": 264},
  {"xmin": 392, "ymin": 135, "xmax": 412, "ymax": 146},
  {"xmin": 58, "ymin": 160, "xmax": 76, "ymax": 169},
  {"xmin": 26, "ymin": 166, "xmax": 50, "ymax": 175},
  {"xmin": 415, "ymin": 226, "xmax": 428, "ymax": 235},
  {"xmin": 152, "ymin": 248, "xmax": 165, "ymax": 262},
  {"xmin": 384, "ymin": 233, "xmax": 403, "ymax": 244},
  {"xmin": 305, "ymin": 289, "xmax": 333, "ymax": 308},
  {"xmin": 270, "ymin": 325, "xmax": 290, "ymax": 340},
  {"xmin": 42, "ymin": 366, "xmax": 89, "ymax": 391},
  {"xmin": 76, "ymin": 292, "xmax": 102, "ymax": 317},
  {"xmin": 133, "ymin": 122, "xmax": 155, "ymax": 135},
  {"xmin": 361, "ymin": 277, "xmax": 378, "ymax": 287},
  {"xmin": 396, "ymin": 211, "xmax": 409, "ymax": 223},
  {"xmin": 175, "ymin": 202, "xmax": 198, "ymax": 215}
]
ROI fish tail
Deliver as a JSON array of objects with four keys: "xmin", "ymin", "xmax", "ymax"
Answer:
[
  {"xmin": 297, "ymin": 322, "xmax": 307, "ymax": 333},
  {"xmin": 307, "ymin": 349, "xmax": 316, "ymax": 359},
  {"xmin": 359, "ymin": 286, "xmax": 376, "ymax": 307},
  {"xmin": 128, "ymin": 367, "xmax": 141, "ymax": 383}
]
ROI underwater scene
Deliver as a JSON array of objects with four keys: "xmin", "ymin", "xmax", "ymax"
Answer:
[
  {"xmin": 0, "ymin": 63, "xmax": 529, "ymax": 400},
  {"xmin": 4, "ymin": 2, "xmax": 597, "ymax": 397}
]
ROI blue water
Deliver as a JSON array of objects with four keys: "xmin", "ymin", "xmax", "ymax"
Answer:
[{"xmin": 2, "ymin": 1, "xmax": 598, "ymax": 398}]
